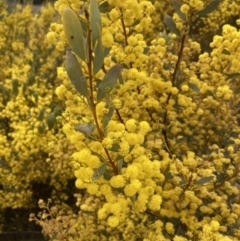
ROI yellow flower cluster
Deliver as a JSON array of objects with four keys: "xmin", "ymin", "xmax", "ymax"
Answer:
[
  {"xmin": 29, "ymin": 0, "xmax": 240, "ymax": 240},
  {"xmin": 0, "ymin": 2, "xmax": 74, "ymax": 214}
]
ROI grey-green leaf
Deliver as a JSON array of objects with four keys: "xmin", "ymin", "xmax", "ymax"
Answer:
[
  {"xmin": 90, "ymin": 0, "xmax": 102, "ymax": 46},
  {"xmin": 97, "ymin": 64, "xmax": 123, "ymax": 102},
  {"xmin": 66, "ymin": 51, "xmax": 89, "ymax": 98},
  {"xmin": 171, "ymin": 0, "xmax": 187, "ymax": 21},
  {"xmin": 118, "ymin": 157, "xmax": 123, "ymax": 174},
  {"xmin": 99, "ymin": 1, "xmax": 113, "ymax": 13},
  {"xmin": 103, "ymin": 104, "xmax": 115, "ymax": 129},
  {"xmin": 92, "ymin": 162, "xmax": 108, "ymax": 182},
  {"xmin": 37, "ymin": 107, "xmax": 45, "ymax": 121},
  {"xmin": 12, "ymin": 79, "xmax": 19, "ymax": 96},
  {"xmin": 75, "ymin": 123, "xmax": 96, "ymax": 136},
  {"xmin": 103, "ymin": 171, "xmax": 112, "ymax": 180},
  {"xmin": 62, "ymin": 8, "xmax": 85, "ymax": 61},
  {"xmin": 93, "ymin": 37, "xmax": 104, "ymax": 75},
  {"xmin": 194, "ymin": 176, "xmax": 214, "ymax": 185},
  {"xmin": 38, "ymin": 123, "xmax": 47, "ymax": 134},
  {"xmin": 47, "ymin": 112, "xmax": 56, "ymax": 130},
  {"xmin": 188, "ymin": 82, "xmax": 200, "ymax": 93},
  {"xmin": 197, "ymin": 0, "xmax": 221, "ymax": 16},
  {"xmin": 164, "ymin": 15, "xmax": 181, "ymax": 36}
]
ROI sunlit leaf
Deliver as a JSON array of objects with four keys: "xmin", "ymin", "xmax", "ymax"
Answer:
[
  {"xmin": 188, "ymin": 82, "xmax": 200, "ymax": 93},
  {"xmin": 194, "ymin": 176, "xmax": 214, "ymax": 185},
  {"xmin": 171, "ymin": 0, "xmax": 187, "ymax": 21},
  {"xmin": 92, "ymin": 162, "xmax": 108, "ymax": 182},
  {"xmin": 197, "ymin": 0, "xmax": 221, "ymax": 16},
  {"xmin": 63, "ymin": 8, "xmax": 85, "ymax": 61},
  {"xmin": 97, "ymin": 64, "xmax": 122, "ymax": 102},
  {"xmin": 164, "ymin": 15, "xmax": 181, "ymax": 36},
  {"xmin": 66, "ymin": 51, "xmax": 89, "ymax": 98},
  {"xmin": 93, "ymin": 37, "xmax": 104, "ymax": 75},
  {"xmin": 74, "ymin": 123, "xmax": 96, "ymax": 136}
]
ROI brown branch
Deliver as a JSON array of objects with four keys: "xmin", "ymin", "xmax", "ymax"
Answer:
[
  {"xmin": 85, "ymin": 12, "xmax": 118, "ymax": 175},
  {"xmin": 162, "ymin": 12, "xmax": 194, "ymax": 157},
  {"xmin": 212, "ymin": 169, "xmax": 240, "ymax": 190}
]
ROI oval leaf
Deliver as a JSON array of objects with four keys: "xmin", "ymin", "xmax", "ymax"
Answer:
[
  {"xmin": 188, "ymin": 82, "xmax": 200, "ymax": 93},
  {"xmin": 93, "ymin": 37, "xmax": 104, "ymax": 75},
  {"xmin": 91, "ymin": 162, "xmax": 108, "ymax": 182},
  {"xmin": 90, "ymin": 0, "xmax": 102, "ymax": 46},
  {"xmin": 37, "ymin": 107, "xmax": 46, "ymax": 121},
  {"xmin": 75, "ymin": 123, "xmax": 96, "ymax": 136},
  {"xmin": 63, "ymin": 8, "xmax": 85, "ymax": 61},
  {"xmin": 99, "ymin": 1, "xmax": 113, "ymax": 13},
  {"xmin": 12, "ymin": 79, "xmax": 19, "ymax": 96},
  {"xmin": 171, "ymin": 0, "xmax": 187, "ymax": 21},
  {"xmin": 164, "ymin": 15, "xmax": 181, "ymax": 36},
  {"xmin": 103, "ymin": 103, "xmax": 115, "ymax": 129},
  {"xmin": 47, "ymin": 112, "xmax": 56, "ymax": 130},
  {"xmin": 197, "ymin": 0, "xmax": 221, "ymax": 16},
  {"xmin": 194, "ymin": 176, "xmax": 214, "ymax": 185},
  {"xmin": 97, "ymin": 64, "xmax": 123, "ymax": 102},
  {"xmin": 66, "ymin": 51, "xmax": 89, "ymax": 97}
]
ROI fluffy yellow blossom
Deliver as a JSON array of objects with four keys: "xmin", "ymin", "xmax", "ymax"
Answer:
[
  {"xmin": 124, "ymin": 179, "xmax": 142, "ymax": 197},
  {"xmin": 125, "ymin": 164, "xmax": 139, "ymax": 179},
  {"xmin": 148, "ymin": 194, "xmax": 162, "ymax": 211},
  {"xmin": 107, "ymin": 215, "xmax": 120, "ymax": 227},
  {"xmin": 180, "ymin": 4, "xmax": 190, "ymax": 14},
  {"xmin": 102, "ymin": 29, "xmax": 114, "ymax": 47},
  {"xmin": 210, "ymin": 220, "xmax": 220, "ymax": 231},
  {"xmin": 125, "ymin": 119, "xmax": 138, "ymax": 133},
  {"xmin": 165, "ymin": 222, "xmax": 175, "ymax": 235},
  {"xmin": 110, "ymin": 175, "xmax": 126, "ymax": 188},
  {"xmin": 98, "ymin": 208, "xmax": 109, "ymax": 219}
]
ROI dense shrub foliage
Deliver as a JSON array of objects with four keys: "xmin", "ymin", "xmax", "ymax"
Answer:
[
  {"xmin": 1, "ymin": 0, "xmax": 240, "ymax": 240},
  {"xmin": 0, "ymin": 0, "xmax": 74, "ymax": 223}
]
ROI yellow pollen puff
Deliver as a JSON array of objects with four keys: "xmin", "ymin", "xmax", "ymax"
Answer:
[
  {"xmin": 110, "ymin": 202, "xmax": 122, "ymax": 216},
  {"xmin": 171, "ymin": 87, "xmax": 179, "ymax": 95},
  {"xmin": 127, "ymin": 36, "xmax": 138, "ymax": 46},
  {"xmin": 102, "ymin": 137, "xmax": 113, "ymax": 149},
  {"xmin": 98, "ymin": 207, "xmax": 109, "ymax": 219},
  {"xmin": 110, "ymin": 175, "xmax": 126, "ymax": 188},
  {"xmin": 102, "ymin": 30, "xmax": 114, "ymax": 47},
  {"xmin": 189, "ymin": 0, "xmax": 204, "ymax": 10},
  {"xmin": 165, "ymin": 222, "xmax": 175, "ymax": 235},
  {"xmin": 210, "ymin": 220, "xmax": 220, "ymax": 231},
  {"xmin": 125, "ymin": 165, "xmax": 139, "ymax": 179},
  {"xmin": 109, "ymin": 8, "xmax": 120, "ymax": 21},
  {"xmin": 124, "ymin": 179, "xmax": 142, "ymax": 197},
  {"xmin": 125, "ymin": 119, "xmax": 138, "ymax": 133},
  {"xmin": 148, "ymin": 194, "xmax": 162, "ymax": 211},
  {"xmin": 107, "ymin": 215, "xmax": 119, "ymax": 227},
  {"xmin": 180, "ymin": 4, "xmax": 190, "ymax": 14},
  {"xmin": 181, "ymin": 85, "xmax": 189, "ymax": 92}
]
